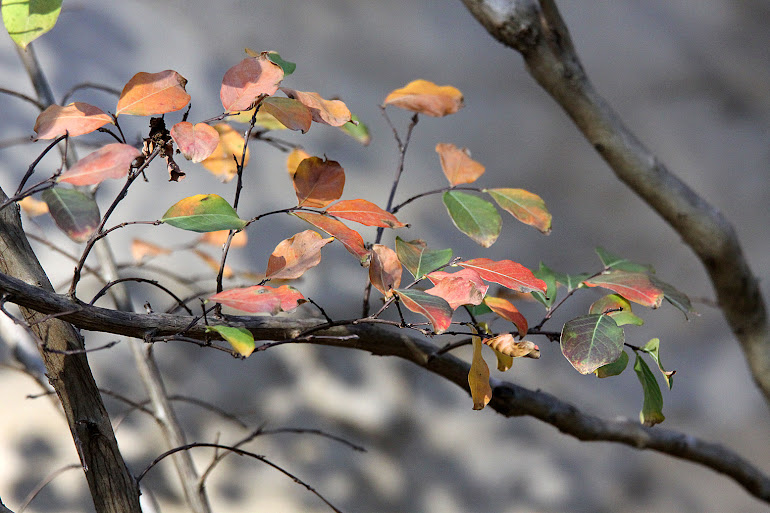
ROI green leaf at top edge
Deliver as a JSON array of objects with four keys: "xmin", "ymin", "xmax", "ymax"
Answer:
[
  {"xmin": 2, "ymin": 0, "xmax": 62, "ymax": 49},
  {"xmin": 442, "ymin": 190, "xmax": 501, "ymax": 248},
  {"xmin": 267, "ymin": 52, "xmax": 296, "ymax": 76}
]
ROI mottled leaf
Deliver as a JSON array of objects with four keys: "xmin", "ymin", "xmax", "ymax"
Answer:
[
  {"xmin": 293, "ymin": 211, "xmax": 369, "ymax": 264},
  {"xmin": 200, "ymin": 123, "xmax": 248, "ymax": 182},
  {"xmin": 326, "ymin": 199, "xmax": 405, "ymax": 228},
  {"xmin": 58, "ymin": 143, "xmax": 140, "ymax": 186},
  {"xmin": 221, "ymin": 54, "xmax": 284, "ymax": 112},
  {"xmin": 161, "ymin": 194, "xmax": 246, "ymax": 232},
  {"xmin": 369, "ymin": 244, "xmax": 402, "ymax": 296},
  {"xmin": 393, "ymin": 289, "xmax": 453, "ymax": 334},
  {"xmin": 265, "ymin": 230, "xmax": 333, "ymax": 279},
  {"xmin": 42, "ymin": 188, "xmax": 100, "ymax": 242},
  {"xmin": 280, "ymin": 87, "xmax": 352, "ymax": 126},
  {"xmin": 210, "ymin": 285, "xmax": 305, "ymax": 314},
  {"xmin": 483, "ymin": 296, "xmax": 528, "ymax": 337},
  {"xmin": 116, "ymin": 70, "xmax": 190, "ymax": 116},
  {"xmin": 459, "ymin": 258, "xmax": 546, "ymax": 293},
  {"xmin": 206, "ymin": 325, "xmax": 255, "ymax": 357},
  {"xmin": 435, "ymin": 143, "xmax": 485, "ymax": 186},
  {"xmin": 2, "ymin": 0, "xmax": 61, "ymax": 49},
  {"xmin": 293, "ymin": 157, "xmax": 345, "ymax": 208},
  {"xmin": 261, "ymin": 97, "xmax": 312, "ymax": 133},
  {"xmin": 170, "ymin": 122, "xmax": 220, "ymax": 163},
  {"xmin": 33, "ymin": 102, "xmax": 112, "ymax": 139},
  {"xmin": 384, "ymin": 79, "xmax": 463, "ymax": 117},
  {"xmin": 486, "ymin": 188, "xmax": 552, "ymax": 234},
  {"xmin": 560, "ymin": 314, "xmax": 624, "ymax": 375},
  {"xmin": 584, "ymin": 270, "xmax": 664, "ymax": 308},
  {"xmin": 442, "ymin": 191, "xmax": 500, "ymax": 247},
  {"xmin": 634, "ymin": 353, "xmax": 665, "ymax": 426},
  {"xmin": 394, "ymin": 237, "xmax": 452, "ymax": 280}
]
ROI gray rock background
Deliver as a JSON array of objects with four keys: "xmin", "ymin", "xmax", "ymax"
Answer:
[{"xmin": 1, "ymin": 0, "xmax": 769, "ymax": 512}]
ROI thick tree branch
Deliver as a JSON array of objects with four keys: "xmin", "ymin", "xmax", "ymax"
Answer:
[
  {"xmin": 459, "ymin": 0, "xmax": 770, "ymax": 404},
  {"xmin": 1, "ymin": 271, "xmax": 769, "ymax": 504}
]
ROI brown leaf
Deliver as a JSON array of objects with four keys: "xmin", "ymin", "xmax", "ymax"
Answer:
[
  {"xmin": 436, "ymin": 143, "xmax": 485, "ymax": 186},
  {"xmin": 293, "ymin": 211, "xmax": 370, "ymax": 264},
  {"xmin": 34, "ymin": 102, "xmax": 112, "ymax": 139},
  {"xmin": 384, "ymin": 79, "xmax": 464, "ymax": 117},
  {"xmin": 116, "ymin": 70, "xmax": 190, "ymax": 116},
  {"xmin": 265, "ymin": 230, "xmax": 334, "ymax": 280},
  {"xmin": 293, "ymin": 156, "xmax": 345, "ymax": 208},
  {"xmin": 200, "ymin": 123, "xmax": 248, "ymax": 182},
  {"xmin": 280, "ymin": 87, "xmax": 352, "ymax": 126},
  {"xmin": 369, "ymin": 244, "xmax": 402, "ymax": 296},
  {"xmin": 221, "ymin": 54, "xmax": 284, "ymax": 112},
  {"xmin": 261, "ymin": 97, "xmax": 312, "ymax": 133}
]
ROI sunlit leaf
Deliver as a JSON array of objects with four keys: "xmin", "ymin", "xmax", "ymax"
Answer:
[
  {"xmin": 200, "ymin": 123, "xmax": 248, "ymax": 182},
  {"xmin": 265, "ymin": 51, "xmax": 296, "ymax": 76},
  {"xmin": 560, "ymin": 314, "xmax": 624, "ymax": 375},
  {"xmin": 435, "ymin": 143, "xmax": 485, "ymax": 186},
  {"xmin": 293, "ymin": 157, "xmax": 345, "ymax": 208},
  {"xmin": 339, "ymin": 114, "xmax": 370, "ymax": 145},
  {"xmin": 261, "ymin": 97, "xmax": 312, "ymax": 133},
  {"xmin": 265, "ymin": 230, "xmax": 334, "ymax": 280},
  {"xmin": 395, "ymin": 237, "xmax": 452, "ymax": 280},
  {"xmin": 394, "ymin": 289, "xmax": 453, "ymax": 334},
  {"xmin": 18, "ymin": 196, "xmax": 49, "ymax": 217},
  {"xmin": 57, "ymin": 143, "xmax": 140, "ymax": 186},
  {"xmin": 595, "ymin": 350, "xmax": 629, "ymax": 378},
  {"xmin": 230, "ymin": 106, "xmax": 287, "ymax": 130},
  {"xmin": 42, "ymin": 188, "xmax": 100, "ymax": 242},
  {"xmin": 641, "ymin": 338, "xmax": 675, "ymax": 389},
  {"xmin": 384, "ymin": 79, "xmax": 464, "ymax": 117},
  {"xmin": 633, "ymin": 353, "xmax": 665, "ymax": 426},
  {"xmin": 531, "ymin": 262, "xmax": 557, "ymax": 307},
  {"xmin": 280, "ymin": 87, "xmax": 352, "ymax": 126},
  {"xmin": 326, "ymin": 199, "xmax": 405, "ymax": 228},
  {"xmin": 170, "ymin": 122, "xmax": 220, "ymax": 163},
  {"xmin": 589, "ymin": 294, "xmax": 644, "ymax": 327},
  {"xmin": 425, "ymin": 269, "xmax": 488, "ymax": 310},
  {"xmin": 459, "ymin": 258, "xmax": 546, "ymax": 293},
  {"xmin": 483, "ymin": 296, "xmax": 528, "ymax": 337},
  {"xmin": 485, "ymin": 335, "xmax": 540, "ymax": 359},
  {"xmin": 584, "ymin": 270, "xmax": 664, "ymax": 308},
  {"xmin": 469, "ymin": 337, "xmax": 492, "ymax": 410},
  {"xmin": 595, "ymin": 247, "xmax": 654, "ymax": 273},
  {"xmin": 486, "ymin": 188, "xmax": 552, "ymax": 234},
  {"xmin": 221, "ymin": 54, "xmax": 284, "ymax": 112},
  {"xmin": 293, "ymin": 211, "xmax": 369, "ymax": 264},
  {"xmin": 2, "ymin": 0, "xmax": 61, "ymax": 49},
  {"xmin": 131, "ymin": 238, "xmax": 172, "ymax": 263},
  {"xmin": 161, "ymin": 194, "xmax": 246, "ymax": 232},
  {"xmin": 210, "ymin": 285, "xmax": 305, "ymax": 314},
  {"xmin": 206, "ymin": 325, "xmax": 255, "ymax": 357},
  {"xmin": 369, "ymin": 244, "xmax": 402, "ymax": 297},
  {"xmin": 116, "ymin": 70, "xmax": 190, "ymax": 116},
  {"xmin": 193, "ymin": 249, "xmax": 234, "ymax": 279},
  {"xmin": 286, "ymin": 148, "xmax": 311, "ymax": 177},
  {"xmin": 199, "ymin": 230, "xmax": 248, "ymax": 248},
  {"xmin": 33, "ymin": 102, "xmax": 112, "ymax": 139},
  {"xmin": 442, "ymin": 191, "xmax": 500, "ymax": 247}
]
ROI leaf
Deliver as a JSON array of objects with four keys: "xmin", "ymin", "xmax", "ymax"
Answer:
[
  {"xmin": 199, "ymin": 230, "xmax": 248, "ymax": 248},
  {"xmin": 641, "ymin": 338, "xmax": 675, "ymax": 389},
  {"xmin": 206, "ymin": 325, "xmax": 255, "ymax": 357},
  {"xmin": 221, "ymin": 54, "xmax": 284, "ymax": 112},
  {"xmin": 384, "ymin": 79, "xmax": 464, "ymax": 117},
  {"xmin": 394, "ymin": 289, "xmax": 453, "ymax": 334},
  {"xmin": 531, "ymin": 262, "xmax": 557, "ymax": 308},
  {"xmin": 560, "ymin": 314, "xmax": 625, "ymax": 375},
  {"xmin": 650, "ymin": 275, "xmax": 695, "ymax": 319},
  {"xmin": 33, "ymin": 102, "xmax": 112, "ymax": 139},
  {"xmin": 633, "ymin": 353, "xmax": 665, "ymax": 426},
  {"xmin": 326, "ymin": 199, "xmax": 406, "ymax": 228},
  {"xmin": 442, "ymin": 190, "xmax": 501, "ymax": 247},
  {"xmin": 486, "ymin": 188, "xmax": 552, "ymax": 234},
  {"xmin": 170, "ymin": 122, "xmax": 220, "ymax": 163},
  {"xmin": 42, "ymin": 188, "xmax": 100, "ymax": 242},
  {"xmin": 2, "ymin": 0, "xmax": 61, "ymax": 49},
  {"xmin": 595, "ymin": 247, "xmax": 654, "ymax": 273},
  {"xmin": 57, "ymin": 143, "xmax": 140, "ymax": 186},
  {"xmin": 161, "ymin": 194, "xmax": 247, "ymax": 232},
  {"xmin": 458, "ymin": 258, "xmax": 546, "ymax": 293},
  {"xmin": 280, "ymin": 87, "xmax": 352, "ymax": 126},
  {"xmin": 231, "ymin": 106, "xmax": 287, "ymax": 130},
  {"xmin": 339, "ymin": 114, "xmax": 371, "ymax": 145},
  {"xmin": 265, "ymin": 51, "xmax": 296, "ymax": 76},
  {"xmin": 261, "ymin": 97, "xmax": 312, "ymax": 133},
  {"xmin": 293, "ymin": 157, "xmax": 345, "ymax": 208},
  {"xmin": 485, "ymin": 335, "xmax": 540, "ymax": 359},
  {"xmin": 369, "ymin": 244, "xmax": 402, "ymax": 297},
  {"xmin": 18, "ymin": 196, "xmax": 49, "ymax": 217},
  {"xmin": 394, "ymin": 237, "xmax": 452, "ymax": 280},
  {"xmin": 483, "ymin": 296, "xmax": 528, "ymax": 337},
  {"xmin": 131, "ymin": 238, "xmax": 172, "ymax": 263},
  {"xmin": 493, "ymin": 349, "xmax": 513, "ymax": 372},
  {"xmin": 554, "ymin": 271, "xmax": 591, "ymax": 292},
  {"xmin": 200, "ymin": 123, "xmax": 248, "ymax": 182},
  {"xmin": 469, "ymin": 337, "xmax": 492, "ymax": 410},
  {"xmin": 584, "ymin": 270, "xmax": 665, "ymax": 308},
  {"xmin": 595, "ymin": 350, "xmax": 629, "ymax": 378},
  {"xmin": 193, "ymin": 249, "xmax": 234, "ymax": 279},
  {"xmin": 292, "ymin": 212, "xmax": 369, "ymax": 264},
  {"xmin": 265, "ymin": 230, "xmax": 334, "ymax": 280},
  {"xmin": 589, "ymin": 294, "xmax": 644, "ymax": 327},
  {"xmin": 116, "ymin": 70, "xmax": 190, "ymax": 116},
  {"xmin": 286, "ymin": 148, "xmax": 311, "ymax": 177},
  {"xmin": 210, "ymin": 285, "xmax": 305, "ymax": 315},
  {"xmin": 435, "ymin": 143, "xmax": 485, "ymax": 186},
  {"xmin": 425, "ymin": 269, "xmax": 488, "ymax": 310},
  {"xmin": 465, "ymin": 303, "xmax": 493, "ymax": 317}
]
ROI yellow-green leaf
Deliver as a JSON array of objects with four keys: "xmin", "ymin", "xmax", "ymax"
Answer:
[
  {"xmin": 442, "ymin": 190, "xmax": 501, "ymax": 248},
  {"xmin": 161, "ymin": 194, "xmax": 246, "ymax": 232},
  {"xmin": 2, "ymin": 0, "xmax": 61, "ymax": 49},
  {"xmin": 206, "ymin": 325, "xmax": 255, "ymax": 357}
]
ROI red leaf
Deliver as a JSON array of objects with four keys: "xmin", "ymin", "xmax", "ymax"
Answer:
[
  {"xmin": 394, "ymin": 289, "xmax": 453, "ymax": 334},
  {"xmin": 483, "ymin": 296, "xmax": 528, "ymax": 337},
  {"xmin": 369, "ymin": 244, "xmax": 402, "ymax": 296},
  {"xmin": 293, "ymin": 157, "xmax": 345, "ymax": 208},
  {"xmin": 265, "ymin": 230, "xmax": 334, "ymax": 280},
  {"xmin": 210, "ymin": 285, "xmax": 305, "ymax": 314},
  {"xmin": 292, "ymin": 211, "xmax": 369, "ymax": 264},
  {"xmin": 58, "ymin": 143, "xmax": 140, "ymax": 186},
  {"xmin": 261, "ymin": 97, "xmax": 312, "ymax": 133},
  {"xmin": 458, "ymin": 258, "xmax": 546, "ymax": 293},
  {"xmin": 116, "ymin": 70, "xmax": 190, "ymax": 116},
  {"xmin": 425, "ymin": 268, "xmax": 488, "ymax": 310},
  {"xmin": 280, "ymin": 87, "xmax": 352, "ymax": 126},
  {"xmin": 221, "ymin": 54, "xmax": 284, "ymax": 112},
  {"xmin": 435, "ymin": 143, "xmax": 485, "ymax": 186},
  {"xmin": 33, "ymin": 102, "xmax": 112, "ymax": 139},
  {"xmin": 170, "ymin": 122, "xmax": 220, "ymax": 163},
  {"xmin": 584, "ymin": 270, "xmax": 664, "ymax": 308},
  {"xmin": 326, "ymin": 199, "xmax": 406, "ymax": 228}
]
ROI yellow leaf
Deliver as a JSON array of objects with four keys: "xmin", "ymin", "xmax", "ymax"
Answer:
[
  {"xmin": 18, "ymin": 196, "xmax": 49, "ymax": 217},
  {"xmin": 384, "ymin": 79, "xmax": 464, "ymax": 117},
  {"xmin": 286, "ymin": 148, "xmax": 311, "ymax": 177},
  {"xmin": 200, "ymin": 123, "xmax": 248, "ymax": 183},
  {"xmin": 469, "ymin": 337, "xmax": 492, "ymax": 410}
]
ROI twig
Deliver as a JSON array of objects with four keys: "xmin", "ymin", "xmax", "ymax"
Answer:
[
  {"xmin": 89, "ymin": 277, "xmax": 194, "ymax": 315},
  {"xmin": 17, "ymin": 463, "xmax": 81, "ymax": 513}
]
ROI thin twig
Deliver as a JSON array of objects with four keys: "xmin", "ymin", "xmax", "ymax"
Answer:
[{"xmin": 17, "ymin": 464, "xmax": 81, "ymax": 513}]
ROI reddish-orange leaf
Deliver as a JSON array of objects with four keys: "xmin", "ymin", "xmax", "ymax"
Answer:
[
  {"xmin": 200, "ymin": 123, "xmax": 248, "ymax": 182},
  {"xmin": 293, "ymin": 156, "xmax": 345, "ymax": 208},
  {"xmin": 265, "ymin": 230, "xmax": 334, "ymax": 280},
  {"xmin": 58, "ymin": 143, "xmax": 140, "ymax": 186},
  {"xmin": 393, "ymin": 289, "xmax": 453, "ymax": 334},
  {"xmin": 486, "ymin": 188, "xmax": 552, "ymax": 234},
  {"xmin": 584, "ymin": 270, "xmax": 664, "ymax": 308},
  {"xmin": 193, "ymin": 249, "xmax": 234, "ymax": 279},
  {"xmin": 131, "ymin": 238, "xmax": 172, "ymax": 263},
  {"xmin": 280, "ymin": 87, "xmax": 352, "ymax": 126},
  {"xmin": 458, "ymin": 258, "xmax": 546, "ymax": 293},
  {"xmin": 425, "ymin": 268, "xmax": 488, "ymax": 310},
  {"xmin": 210, "ymin": 285, "xmax": 305, "ymax": 314},
  {"xmin": 483, "ymin": 296, "xmax": 528, "ymax": 337},
  {"xmin": 261, "ymin": 97, "xmax": 312, "ymax": 133},
  {"xmin": 170, "ymin": 122, "xmax": 220, "ymax": 163},
  {"xmin": 469, "ymin": 337, "xmax": 492, "ymax": 410},
  {"xmin": 293, "ymin": 211, "xmax": 369, "ymax": 264},
  {"xmin": 116, "ymin": 70, "xmax": 190, "ymax": 116},
  {"xmin": 221, "ymin": 54, "xmax": 284, "ymax": 112},
  {"xmin": 326, "ymin": 199, "xmax": 406, "ymax": 228},
  {"xmin": 18, "ymin": 197, "xmax": 49, "ymax": 217},
  {"xmin": 33, "ymin": 102, "xmax": 112, "ymax": 139},
  {"xmin": 369, "ymin": 244, "xmax": 402, "ymax": 297},
  {"xmin": 286, "ymin": 148, "xmax": 311, "ymax": 177},
  {"xmin": 485, "ymin": 335, "xmax": 540, "ymax": 359},
  {"xmin": 435, "ymin": 143, "xmax": 485, "ymax": 186},
  {"xmin": 199, "ymin": 230, "xmax": 248, "ymax": 248},
  {"xmin": 384, "ymin": 79, "xmax": 464, "ymax": 117}
]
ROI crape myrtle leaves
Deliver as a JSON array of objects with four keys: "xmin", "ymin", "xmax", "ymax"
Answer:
[
  {"xmin": 459, "ymin": 258, "xmax": 546, "ymax": 294},
  {"xmin": 205, "ymin": 325, "xmax": 255, "ymax": 357},
  {"xmin": 116, "ymin": 71, "xmax": 190, "ymax": 117},
  {"xmin": 210, "ymin": 285, "xmax": 305, "ymax": 315},
  {"xmin": 369, "ymin": 244, "xmax": 402, "ymax": 297},
  {"xmin": 265, "ymin": 230, "xmax": 334, "ymax": 280},
  {"xmin": 170, "ymin": 122, "xmax": 220, "ymax": 163},
  {"xmin": 261, "ymin": 97, "xmax": 312, "ymax": 133},
  {"xmin": 199, "ymin": 230, "xmax": 248, "ymax": 248},
  {"xmin": 595, "ymin": 246, "xmax": 654, "ymax": 274},
  {"xmin": 34, "ymin": 102, "xmax": 112, "ymax": 139},
  {"xmin": 340, "ymin": 114, "xmax": 371, "ymax": 145},
  {"xmin": 634, "ymin": 353, "xmax": 665, "ymax": 426},
  {"xmin": 292, "ymin": 211, "xmax": 369, "ymax": 264},
  {"xmin": 286, "ymin": 148, "xmax": 311, "ymax": 177},
  {"xmin": 384, "ymin": 79, "xmax": 464, "ymax": 117},
  {"xmin": 231, "ymin": 107, "xmax": 287, "ymax": 130},
  {"xmin": 161, "ymin": 194, "xmax": 246, "ymax": 233},
  {"xmin": 131, "ymin": 238, "xmax": 172, "ymax": 263},
  {"xmin": 486, "ymin": 188, "xmax": 552, "ymax": 234},
  {"xmin": 560, "ymin": 314, "xmax": 624, "ymax": 375},
  {"xmin": 589, "ymin": 294, "xmax": 644, "ymax": 327},
  {"xmin": 200, "ymin": 124, "xmax": 248, "ymax": 182},
  {"xmin": 42, "ymin": 188, "xmax": 100, "ymax": 242},
  {"xmin": 395, "ymin": 237, "xmax": 452, "ymax": 280},
  {"xmin": 221, "ymin": 54, "xmax": 284, "ymax": 112},
  {"xmin": 650, "ymin": 275, "xmax": 696, "ymax": 319},
  {"xmin": 584, "ymin": 270, "xmax": 664, "ymax": 308},
  {"xmin": 483, "ymin": 296, "xmax": 528, "ymax": 337},
  {"xmin": 58, "ymin": 143, "xmax": 140, "ymax": 186},
  {"xmin": 425, "ymin": 269, "xmax": 487, "ymax": 311},
  {"xmin": 595, "ymin": 350, "xmax": 629, "ymax": 378},
  {"xmin": 443, "ymin": 191, "xmax": 501, "ymax": 248},
  {"xmin": 531, "ymin": 262, "xmax": 557, "ymax": 308},
  {"xmin": 393, "ymin": 289, "xmax": 453, "ymax": 334},
  {"xmin": 469, "ymin": 337, "xmax": 492, "ymax": 410},
  {"xmin": 436, "ymin": 143, "xmax": 485, "ymax": 186},
  {"xmin": 642, "ymin": 338, "xmax": 675, "ymax": 389},
  {"xmin": 280, "ymin": 88, "xmax": 352, "ymax": 127},
  {"xmin": 485, "ymin": 335, "xmax": 540, "ymax": 359},
  {"xmin": 19, "ymin": 196, "xmax": 49, "ymax": 217},
  {"xmin": 2, "ymin": 0, "xmax": 61, "ymax": 49},
  {"xmin": 263, "ymin": 51, "xmax": 296, "ymax": 76},
  {"xmin": 293, "ymin": 157, "xmax": 345, "ymax": 208},
  {"xmin": 326, "ymin": 199, "xmax": 406, "ymax": 228}
]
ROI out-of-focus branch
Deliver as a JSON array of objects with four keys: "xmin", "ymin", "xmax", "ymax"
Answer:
[{"xmin": 459, "ymin": 0, "xmax": 770, "ymax": 403}]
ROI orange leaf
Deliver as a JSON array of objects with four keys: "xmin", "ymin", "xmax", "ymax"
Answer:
[
  {"xmin": 435, "ymin": 143, "xmax": 485, "ymax": 186},
  {"xmin": 33, "ymin": 102, "xmax": 112, "ymax": 139},
  {"xmin": 458, "ymin": 258, "xmax": 546, "ymax": 293},
  {"xmin": 326, "ymin": 199, "xmax": 405, "ymax": 228},
  {"xmin": 280, "ymin": 87, "xmax": 352, "ymax": 126},
  {"xmin": 369, "ymin": 244, "xmax": 402, "ymax": 296},
  {"xmin": 584, "ymin": 270, "xmax": 664, "ymax": 308},
  {"xmin": 199, "ymin": 230, "xmax": 248, "ymax": 248},
  {"xmin": 293, "ymin": 156, "xmax": 345, "ymax": 208},
  {"xmin": 261, "ymin": 97, "xmax": 312, "ymax": 133},
  {"xmin": 483, "ymin": 296, "xmax": 528, "ymax": 337},
  {"xmin": 221, "ymin": 54, "xmax": 284, "ymax": 112},
  {"xmin": 58, "ymin": 143, "xmax": 140, "ymax": 186},
  {"xmin": 210, "ymin": 285, "xmax": 305, "ymax": 314},
  {"xmin": 486, "ymin": 188, "xmax": 552, "ymax": 234},
  {"xmin": 425, "ymin": 269, "xmax": 488, "ymax": 310},
  {"xmin": 293, "ymin": 211, "xmax": 369, "ymax": 264},
  {"xmin": 193, "ymin": 249, "xmax": 233, "ymax": 279},
  {"xmin": 393, "ymin": 289, "xmax": 453, "ymax": 334},
  {"xmin": 200, "ymin": 123, "xmax": 248, "ymax": 182},
  {"xmin": 485, "ymin": 334, "xmax": 540, "ymax": 359},
  {"xmin": 18, "ymin": 196, "xmax": 49, "ymax": 217},
  {"xmin": 286, "ymin": 148, "xmax": 311, "ymax": 177},
  {"xmin": 265, "ymin": 230, "xmax": 334, "ymax": 280},
  {"xmin": 116, "ymin": 70, "xmax": 190, "ymax": 116},
  {"xmin": 170, "ymin": 122, "xmax": 220, "ymax": 163},
  {"xmin": 469, "ymin": 337, "xmax": 492, "ymax": 410},
  {"xmin": 131, "ymin": 238, "xmax": 172, "ymax": 263},
  {"xmin": 384, "ymin": 79, "xmax": 464, "ymax": 117}
]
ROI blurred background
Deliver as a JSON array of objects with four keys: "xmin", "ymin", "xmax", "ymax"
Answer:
[{"xmin": 1, "ymin": 0, "xmax": 769, "ymax": 511}]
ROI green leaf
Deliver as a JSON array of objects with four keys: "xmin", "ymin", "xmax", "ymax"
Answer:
[
  {"xmin": 650, "ymin": 275, "xmax": 695, "ymax": 319},
  {"xmin": 595, "ymin": 247, "xmax": 654, "ymax": 273},
  {"xmin": 531, "ymin": 262, "xmax": 557, "ymax": 308},
  {"xmin": 2, "ymin": 0, "xmax": 62, "ymax": 49},
  {"xmin": 339, "ymin": 114, "xmax": 371, "ymax": 145},
  {"xmin": 641, "ymin": 338, "xmax": 675, "ymax": 389},
  {"xmin": 595, "ymin": 350, "xmax": 628, "ymax": 378},
  {"xmin": 161, "ymin": 194, "xmax": 247, "ymax": 232},
  {"xmin": 560, "ymin": 314, "xmax": 624, "ymax": 375},
  {"xmin": 589, "ymin": 294, "xmax": 644, "ymax": 326},
  {"xmin": 394, "ymin": 289, "xmax": 453, "ymax": 334},
  {"xmin": 267, "ymin": 52, "xmax": 296, "ymax": 76},
  {"xmin": 394, "ymin": 237, "xmax": 452, "ymax": 280},
  {"xmin": 42, "ymin": 188, "xmax": 100, "ymax": 243},
  {"xmin": 465, "ymin": 303, "xmax": 492, "ymax": 317},
  {"xmin": 442, "ymin": 190, "xmax": 501, "ymax": 248},
  {"xmin": 633, "ymin": 353, "xmax": 665, "ymax": 426},
  {"xmin": 553, "ymin": 271, "xmax": 591, "ymax": 292},
  {"xmin": 206, "ymin": 325, "xmax": 255, "ymax": 357}
]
